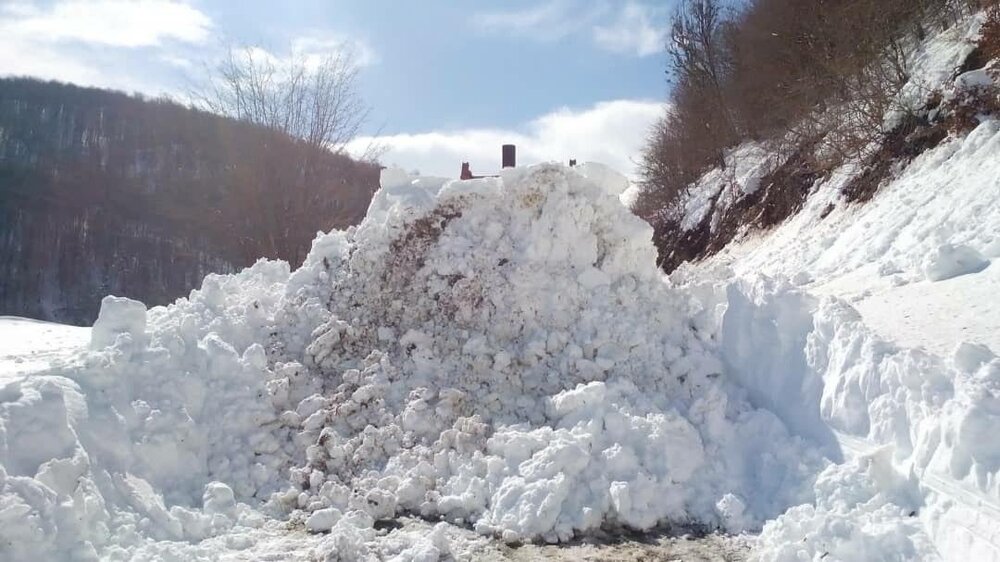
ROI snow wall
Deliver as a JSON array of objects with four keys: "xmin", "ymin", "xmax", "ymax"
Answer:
[{"xmin": 1, "ymin": 162, "xmax": 998, "ymax": 560}]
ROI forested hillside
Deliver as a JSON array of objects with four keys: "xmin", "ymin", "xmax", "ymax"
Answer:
[
  {"xmin": 634, "ymin": 0, "xmax": 998, "ymax": 272},
  {"xmin": 0, "ymin": 78, "xmax": 379, "ymax": 324}
]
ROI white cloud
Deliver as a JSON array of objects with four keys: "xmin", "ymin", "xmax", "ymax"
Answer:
[
  {"xmin": 350, "ymin": 99, "xmax": 664, "ymax": 178},
  {"xmin": 593, "ymin": 2, "xmax": 665, "ymax": 57},
  {"xmin": 1, "ymin": 0, "xmax": 211, "ymax": 48},
  {"xmin": 0, "ymin": 32, "xmax": 103, "ymax": 86},
  {"xmin": 472, "ymin": 0, "xmax": 603, "ymax": 41},
  {"xmin": 0, "ymin": 2, "xmax": 376, "ymax": 99},
  {"xmin": 292, "ymin": 34, "xmax": 380, "ymax": 68},
  {"xmin": 0, "ymin": 0, "xmax": 213, "ymax": 93},
  {"xmin": 472, "ymin": 1, "xmax": 666, "ymax": 58}
]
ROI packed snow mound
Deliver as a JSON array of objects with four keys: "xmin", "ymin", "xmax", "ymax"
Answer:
[
  {"xmin": 0, "ymin": 262, "xmax": 294, "ymax": 560},
  {"xmin": 0, "ymin": 163, "xmax": 828, "ymax": 559}
]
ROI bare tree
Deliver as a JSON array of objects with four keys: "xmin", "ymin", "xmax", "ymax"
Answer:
[
  {"xmin": 195, "ymin": 43, "xmax": 368, "ymax": 153},
  {"xmin": 190, "ymin": 43, "xmax": 378, "ymax": 264},
  {"xmin": 667, "ymin": 0, "xmax": 738, "ymax": 166}
]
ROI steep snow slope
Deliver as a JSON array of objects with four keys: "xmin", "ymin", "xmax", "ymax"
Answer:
[
  {"xmin": 699, "ymin": 114, "xmax": 1000, "ymax": 354},
  {"xmin": 679, "ymin": 15, "xmax": 999, "ymax": 356},
  {"xmin": 665, "ymin": 14, "xmax": 1000, "ymax": 562}
]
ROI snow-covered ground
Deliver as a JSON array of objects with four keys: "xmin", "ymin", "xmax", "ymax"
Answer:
[
  {"xmin": 0, "ymin": 316, "xmax": 89, "ymax": 377},
  {"xmin": 837, "ymin": 262, "xmax": 999, "ymax": 356}
]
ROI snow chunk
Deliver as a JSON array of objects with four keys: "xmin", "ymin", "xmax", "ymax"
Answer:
[
  {"xmin": 953, "ymin": 341, "xmax": 996, "ymax": 373},
  {"xmin": 203, "ymin": 482, "xmax": 237, "ymax": 517},
  {"xmin": 306, "ymin": 507, "xmax": 343, "ymax": 533},
  {"xmin": 757, "ymin": 453, "xmax": 935, "ymax": 561},
  {"xmin": 922, "ymin": 243, "xmax": 989, "ymax": 281},
  {"xmin": 90, "ymin": 295, "xmax": 147, "ymax": 349}
]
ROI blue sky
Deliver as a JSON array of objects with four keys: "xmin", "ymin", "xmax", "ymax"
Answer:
[{"xmin": 0, "ymin": 0, "xmax": 674, "ymax": 176}]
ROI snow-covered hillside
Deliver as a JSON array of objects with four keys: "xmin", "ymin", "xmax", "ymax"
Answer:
[
  {"xmin": 667, "ymin": 13, "xmax": 1000, "ymax": 561},
  {"xmin": 681, "ymin": 14, "xmax": 1000, "ymax": 355}
]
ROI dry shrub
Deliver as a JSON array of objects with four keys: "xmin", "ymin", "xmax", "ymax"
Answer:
[
  {"xmin": 842, "ymin": 114, "xmax": 948, "ymax": 203},
  {"xmin": 946, "ymin": 83, "xmax": 1000, "ymax": 134},
  {"xmin": 981, "ymin": 7, "xmax": 1000, "ymax": 62}
]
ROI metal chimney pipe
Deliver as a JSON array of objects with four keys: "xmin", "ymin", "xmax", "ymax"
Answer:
[{"xmin": 502, "ymin": 144, "xmax": 516, "ymax": 168}]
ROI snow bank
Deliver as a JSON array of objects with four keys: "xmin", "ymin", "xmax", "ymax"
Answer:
[
  {"xmin": 688, "ymin": 275, "xmax": 1000, "ymax": 561},
  {"xmin": 716, "ymin": 277, "xmax": 838, "ymax": 454},
  {"xmin": 767, "ymin": 295, "xmax": 1000, "ymax": 561}
]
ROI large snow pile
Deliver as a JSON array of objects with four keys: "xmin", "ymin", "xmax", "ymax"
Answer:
[
  {"xmin": 273, "ymin": 163, "xmax": 825, "ymax": 542},
  {"xmin": 1, "ymin": 163, "xmax": 832, "ymax": 560}
]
